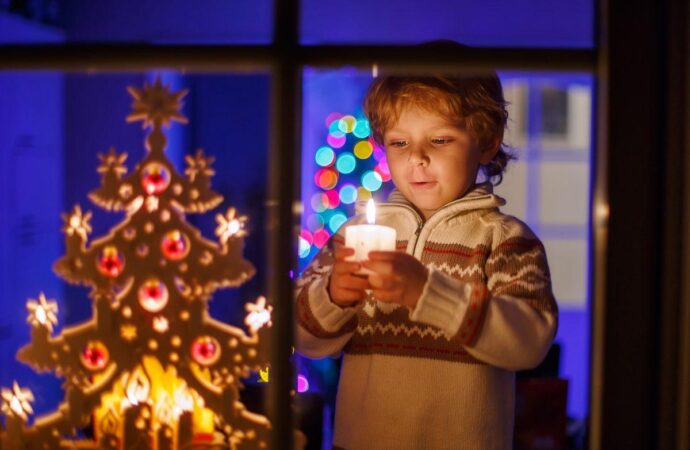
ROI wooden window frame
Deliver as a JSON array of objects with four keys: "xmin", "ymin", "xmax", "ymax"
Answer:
[{"xmin": 1, "ymin": 0, "xmax": 688, "ymax": 448}]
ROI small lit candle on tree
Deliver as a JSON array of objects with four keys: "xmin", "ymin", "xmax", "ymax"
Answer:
[
  {"xmin": 345, "ymin": 198, "xmax": 397, "ymax": 273},
  {"xmin": 178, "ymin": 411, "xmax": 193, "ymax": 448},
  {"xmin": 123, "ymin": 369, "xmax": 153, "ymax": 450}
]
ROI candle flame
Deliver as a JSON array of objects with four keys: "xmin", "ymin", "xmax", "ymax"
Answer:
[
  {"xmin": 173, "ymin": 383, "xmax": 194, "ymax": 416},
  {"xmin": 155, "ymin": 392, "xmax": 174, "ymax": 425},
  {"xmin": 366, "ymin": 198, "xmax": 376, "ymax": 224},
  {"xmin": 125, "ymin": 368, "xmax": 150, "ymax": 405}
]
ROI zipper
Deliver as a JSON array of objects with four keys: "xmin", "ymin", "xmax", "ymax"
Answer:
[
  {"xmin": 376, "ymin": 202, "xmax": 424, "ymax": 255},
  {"xmin": 376, "ymin": 192, "xmax": 497, "ymax": 258}
]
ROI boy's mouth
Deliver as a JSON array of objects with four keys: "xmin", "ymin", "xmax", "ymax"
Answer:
[{"xmin": 410, "ymin": 181, "xmax": 437, "ymax": 190}]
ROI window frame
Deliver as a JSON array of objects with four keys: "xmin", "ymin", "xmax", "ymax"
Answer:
[{"xmin": 1, "ymin": 0, "xmax": 688, "ymax": 449}]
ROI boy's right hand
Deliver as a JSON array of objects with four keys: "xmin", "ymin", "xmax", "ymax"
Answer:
[{"xmin": 328, "ymin": 247, "xmax": 371, "ymax": 307}]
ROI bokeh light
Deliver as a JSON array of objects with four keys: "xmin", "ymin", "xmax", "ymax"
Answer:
[
  {"xmin": 373, "ymin": 145, "xmax": 386, "ymax": 161},
  {"xmin": 325, "ymin": 190, "xmax": 340, "ymax": 209},
  {"xmin": 329, "ymin": 212, "xmax": 348, "ymax": 233},
  {"xmin": 313, "ymin": 229, "xmax": 330, "ymax": 248},
  {"xmin": 327, "ymin": 133, "xmax": 347, "ymax": 148},
  {"xmin": 362, "ymin": 170, "xmax": 383, "ymax": 192},
  {"xmin": 310, "ymin": 193, "xmax": 329, "ymax": 213},
  {"xmin": 353, "ymin": 140, "xmax": 373, "ymax": 159},
  {"xmin": 329, "ymin": 120, "xmax": 343, "ymax": 135},
  {"xmin": 314, "ymin": 168, "xmax": 339, "ymax": 190},
  {"xmin": 325, "ymin": 112, "xmax": 343, "ymax": 127},
  {"xmin": 339, "ymin": 184, "xmax": 358, "ymax": 204},
  {"xmin": 336, "ymin": 153, "xmax": 356, "ymax": 174},
  {"xmin": 299, "ymin": 236, "xmax": 311, "ymax": 258},
  {"xmin": 357, "ymin": 186, "xmax": 373, "ymax": 201},
  {"xmin": 338, "ymin": 115, "xmax": 357, "ymax": 134},
  {"xmin": 353, "ymin": 120, "xmax": 371, "ymax": 138},
  {"xmin": 297, "ymin": 374, "xmax": 310, "ymax": 393},
  {"xmin": 315, "ymin": 146, "xmax": 335, "ymax": 167},
  {"xmin": 306, "ymin": 213, "xmax": 325, "ymax": 231},
  {"xmin": 303, "ymin": 114, "xmax": 395, "ymax": 266},
  {"xmin": 374, "ymin": 161, "xmax": 392, "ymax": 182}
]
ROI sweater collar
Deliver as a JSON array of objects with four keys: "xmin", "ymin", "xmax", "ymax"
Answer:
[{"xmin": 382, "ymin": 181, "xmax": 506, "ymax": 222}]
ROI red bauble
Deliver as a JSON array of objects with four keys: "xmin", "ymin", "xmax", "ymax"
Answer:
[
  {"xmin": 138, "ymin": 279, "xmax": 169, "ymax": 312},
  {"xmin": 191, "ymin": 336, "xmax": 221, "ymax": 366},
  {"xmin": 97, "ymin": 246, "xmax": 125, "ymax": 278},
  {"xmin": 161, "ymin": 230, "xmax": 190, "ymax": 261},
  {"xmin": 81, "ymin": 341, "xmax": 109, "ymax": 371},
  {"xmin": 141, "ymin": 162, "xmax": 171, "ymax": 195}
]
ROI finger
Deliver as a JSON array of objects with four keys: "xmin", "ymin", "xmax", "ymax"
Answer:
[
  {"xmin": 368, "ymin": 273, "xmax": 397, "ymax": 290},
  {"xmin": 338, "ymin": 274, "xmax": 371, "ymax": 290},
  {"xmin": 332, "ymin": 288, "xmax": 366, "ymax": 303},
  {"xmin": 334, "ymin": 246, "xmax": 355, "ymax": 260},
  {"xmin": 333, "ymin": 260, "xmax": 362, "ymax": 274},
  {"xmin": 371, "ymin": 289, "xmax": 401, "ymax": 303},
  {"xmin": 362, "ymin": 260, "xmax": 393, "ymax": 275},
  {"xmin": 367, "ymin": 250, "xmax": 399, "ymax": 261}
]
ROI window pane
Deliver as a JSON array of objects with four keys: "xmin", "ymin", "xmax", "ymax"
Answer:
[
  {"xmin": 298, "ymin": 67, "xmax": 593, "ymax": 449},
  {"xmin": 0, "ymin": 71, "xmax": 289, "ymax": 449},
  {"xmin": 1, "ymin": 0, "xmax": 272, "ymax": 44},
  {"xmin": 301, "ymin": 0, "xmax": 593, "ymax": 47}
]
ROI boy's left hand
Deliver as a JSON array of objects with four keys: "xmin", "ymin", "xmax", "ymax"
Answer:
[{"xmin": 363, "ymin": 251, "xmax": 429, "ymax": 309}]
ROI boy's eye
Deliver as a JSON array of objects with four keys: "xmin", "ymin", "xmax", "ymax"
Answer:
[
  {"xmin": 388, "ymin": 140, "xmax": 408, "ymax": 148},
  {"xmin": 431, "ymin": 137, "xmax": 453, "ymax": 145}
]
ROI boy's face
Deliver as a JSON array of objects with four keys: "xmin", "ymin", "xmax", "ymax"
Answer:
[{"xmin": 383, "ymin": 106, "xmax": 495, "ymax": 220}]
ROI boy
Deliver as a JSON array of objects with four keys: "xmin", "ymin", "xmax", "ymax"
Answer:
[{"xmin": 295, "ymin": 71, "xmax": 559, "ymax": 450}]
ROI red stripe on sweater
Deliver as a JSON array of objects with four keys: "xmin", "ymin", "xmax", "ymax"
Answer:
[
  {"xmin": 422, "ymin": 246, "xmax": 489, "ymax": 258},
  {"xmin": 351, "ymin": 342, "xmax": 468, "ymax": 356},
  {"xmin": 494, "ymin": 238, "xmax": 541, "ymax": 250}
]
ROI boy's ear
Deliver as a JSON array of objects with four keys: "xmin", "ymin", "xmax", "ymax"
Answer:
[{"xmin": 479, "ymin": 137, "xmax": 501, "ymax": 165}]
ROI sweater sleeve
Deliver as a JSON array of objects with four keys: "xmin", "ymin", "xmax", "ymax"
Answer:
[
  {"xmin": 409, "ymin": 233, "xmax": 558, "ymax": 371},
  {"xmin": 294, "ymin": 233, "xmax": 361, "ymax": 359}
]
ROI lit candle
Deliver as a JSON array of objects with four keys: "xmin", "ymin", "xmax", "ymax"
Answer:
[
  {"xmin": 344, "ymin": 199, "xmax": 396, "ymax": 273},
  {"xmin": 123, "ymin": 402, "xmax": 152, "ymax": 450},
  {"xmin": 157, "ymin": 424, "xmax": 173, "ymax": 450},
  {"xmin": 123, "ymin": 369, "xmax": 152, "ymax": 450},
  {"xmin": 177, "ymin": 411, "xmax": 193, "ymax": 448}
]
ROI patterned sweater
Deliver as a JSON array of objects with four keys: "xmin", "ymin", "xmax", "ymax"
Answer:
[{"xmin": 295, "ymin": 182, "xmax": 559, "ymax": 450}]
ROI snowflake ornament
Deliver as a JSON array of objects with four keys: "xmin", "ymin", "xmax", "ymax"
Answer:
[
  {"xmin": 245, "ymin": 296, "xmax": 273, "ymax": 333},
  {"xmin": 61, "ymin": 205, "xmax": 92, "ymax": 241},
  {"xmin": 26, "ymin": 292, "xmax": 58, "ymax": 332},
  {"xmin": 1, "ymin": 382, "xmax": 34, "ymax": 421},
  {"xmin": 96, "ymin": 147, "xmax": 128, "ymax": 179},
  {"xmin": 184, "ymin": 149, "xmax": 216, "ymax": 182},
  {"xmin": 215, "ymin": 207, "xmax": 248, "ymax": 244}
]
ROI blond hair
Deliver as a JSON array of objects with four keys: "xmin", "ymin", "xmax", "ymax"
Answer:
[{"xmin": 363, "ymin": 74, "xmax": 514, "ymax": 184}]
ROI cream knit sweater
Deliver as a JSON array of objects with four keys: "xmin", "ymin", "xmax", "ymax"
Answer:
[{"xmin": 295, "ymin": 182, "xmax": 559, "ymax": 450}]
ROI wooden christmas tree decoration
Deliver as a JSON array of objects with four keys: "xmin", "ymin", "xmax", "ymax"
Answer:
[{"xmin": 0, "ymin": 78, "xmax": 278, "ymax": 450}]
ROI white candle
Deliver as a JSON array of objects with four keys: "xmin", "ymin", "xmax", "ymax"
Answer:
[{"xmin": 345, "ymin": 199, "xmax": 396, "ymax": 273}]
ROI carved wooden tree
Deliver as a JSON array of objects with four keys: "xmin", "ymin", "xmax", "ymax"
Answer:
[{"xmin": 0, "ymin": 78, "xmax": 276, "ymax": 450}]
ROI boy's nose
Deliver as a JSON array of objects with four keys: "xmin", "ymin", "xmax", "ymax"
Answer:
[{"xmin": 408, "ymin": 147, "xmax": 429, "ymax": 166}]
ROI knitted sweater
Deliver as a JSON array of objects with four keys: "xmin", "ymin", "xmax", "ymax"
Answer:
[{"xmin": 295, "ymin": 182, "xmax": 559, "ymax": 450}]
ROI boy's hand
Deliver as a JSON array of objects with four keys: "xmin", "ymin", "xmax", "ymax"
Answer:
[
  {"xmin": 363, "ymin": 251, "xmax": 429, "ymax": 309},
  {"xmin": 328, "ymin": 247, "xmax": 371, "ymax": 307}
]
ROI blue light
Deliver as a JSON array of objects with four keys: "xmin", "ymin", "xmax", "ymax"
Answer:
[
  {"xmin": 339, "ymin": 185, "xmax": 358, "ymax": 204},
  {"xmin": 315, "ymin": 146, "xmax": 335, "ymax": 167},
  {"xmin": 298, "ymin": 237, "xmax": 311, "ymax": 258},
  {"xmin": 329, "ymin": 212, "xmax": 348, "ymax": 233},
  {"xmin": 335, "ymin": 153, "xmax": 356, "ymax": 174},
  {"xmin": 361, "ymin": 170, "xmax": 383, "ymax": 192},
  {"xmin": 353, "ymin": 120, "xmax": 371, "ymax": 138}
]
